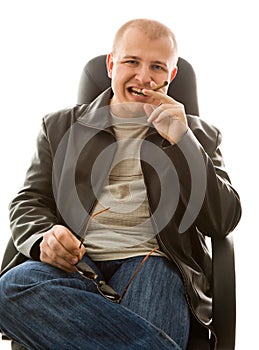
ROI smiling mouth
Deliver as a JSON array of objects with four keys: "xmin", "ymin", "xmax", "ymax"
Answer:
[{"xmin": 128, "ymin": 87, "xmax": 145, "ymax": 96}]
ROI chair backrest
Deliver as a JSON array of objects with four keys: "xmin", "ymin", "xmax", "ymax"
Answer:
[{"xmin": 77, "ymin": 54, "xmax": 200, "ymax": 116}]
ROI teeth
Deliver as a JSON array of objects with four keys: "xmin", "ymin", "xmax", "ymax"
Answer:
[{"xmin": 130, "ymin": 87, "xmax": 144, "ymax": 95}]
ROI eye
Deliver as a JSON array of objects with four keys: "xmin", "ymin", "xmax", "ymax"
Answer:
[
  {"xmin": 152, "ymin": 65, "xmax": 165, "ymax": 71},
  {"xmin": 124, "ymin": 60, "xmax": 138, "ymax": 66}
]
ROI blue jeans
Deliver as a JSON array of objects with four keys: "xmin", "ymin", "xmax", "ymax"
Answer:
[{"xmin": 0, "ymin": 255, "xmax": 190, "ymax": 349}]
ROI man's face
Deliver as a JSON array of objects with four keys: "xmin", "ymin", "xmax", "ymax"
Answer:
[{"xmin": 107, "ymin": 27, "xmax": 177, "ymax": 117}]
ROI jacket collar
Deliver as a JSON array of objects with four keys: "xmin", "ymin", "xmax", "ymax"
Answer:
[{"xmin": 77, "ymin": 88, "xmax": 114, "ymax": 130}]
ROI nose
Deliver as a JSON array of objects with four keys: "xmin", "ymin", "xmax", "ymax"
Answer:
[{"xmin": 135, "ymin": 64, "xmax": 151, "ymax": 85}]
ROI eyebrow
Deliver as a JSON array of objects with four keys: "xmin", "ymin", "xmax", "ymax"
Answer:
[{"xmin": 122, "ymin": 55, "xmax": 167, "ymax": 68}]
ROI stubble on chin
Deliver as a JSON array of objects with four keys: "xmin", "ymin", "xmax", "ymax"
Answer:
[{"xmin": 110, "ymin": 101, "xmax": 147, "ymax": 118}]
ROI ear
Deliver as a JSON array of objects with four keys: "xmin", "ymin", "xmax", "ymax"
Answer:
[
  {"xmin": 169, "ymin": 66, "xmax": 178, "ymax": 83},
  {"xmin": 106, "ymin": 53, "xmax": 114, "ymax": 78}
]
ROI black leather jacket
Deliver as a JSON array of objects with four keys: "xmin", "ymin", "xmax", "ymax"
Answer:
[{"xmin": 1, "ymin": 88, "xmax": 241, "ymax": 331}]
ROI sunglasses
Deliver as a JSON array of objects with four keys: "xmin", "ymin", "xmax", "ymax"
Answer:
[
  {"xmin": 75, "ymin": 260, "xmax": 122, "ymax": 303},
  {"xmin": 75, "ymin": 208, "xmax": 158, "ymax": 303}
]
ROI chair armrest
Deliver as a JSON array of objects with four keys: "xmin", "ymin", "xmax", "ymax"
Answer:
[{"xmin": 212, "ymin": 234, "xmax": 236, "ymax": 349}]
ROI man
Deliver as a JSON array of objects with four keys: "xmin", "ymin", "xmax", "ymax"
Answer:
[{"xmin": 0, "ymin": 19, "xmax": 241, "ymax": 349}]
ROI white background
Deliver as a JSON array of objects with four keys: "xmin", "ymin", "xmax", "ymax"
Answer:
[{"xmin": 0, "ymin": 0, "xmax": 258, "ymax": 348}]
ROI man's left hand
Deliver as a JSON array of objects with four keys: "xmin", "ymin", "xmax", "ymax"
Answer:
[{"xmin": 143, "ymin": 87, "xmax": 188, "ymax": 144}]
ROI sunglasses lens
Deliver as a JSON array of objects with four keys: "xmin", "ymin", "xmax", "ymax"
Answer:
[
  {"xmin": 76, "ymin": 261, "xmax": 98, "ymax": 279},
  {"xmin": 76, "ymin": 262, "xmax": 121, "ymax": 302},
  {"xmin": 98, "ymin": 281, "xmax": 121, "ymax": 303}
]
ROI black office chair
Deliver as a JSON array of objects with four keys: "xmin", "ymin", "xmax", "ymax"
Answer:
[{"xmin": 1, "ymin": 55, "xmax": 236, "ymax": 350}]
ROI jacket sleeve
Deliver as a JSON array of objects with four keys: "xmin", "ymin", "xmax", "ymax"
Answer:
[
  {"xmin": 165, "ymin": 116, "xmax": 241, "ymax": 238},
  {"xmin": 9, "ymin": 119, "xmax": 59, "ymax": 259}
]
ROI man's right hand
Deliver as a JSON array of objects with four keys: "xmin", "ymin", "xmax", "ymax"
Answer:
[{"xmin": 40, "ymin": 225, "xmax": 86, "ymax": 272}]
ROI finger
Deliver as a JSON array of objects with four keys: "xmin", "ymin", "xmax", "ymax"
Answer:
[
  {"xmin": 42, "ymin": 232, "xmax": 75, "ymax": 263},
  {"xmin": 151, "ymin": 109, "xmax": 176, "ymax": 124},
  {"xmin": 53, "ymin": 225, "xmax": 82, "ymax": 255},
  {"xmin": 146, "ymin": 104, "xmax": 164, "ymax": 123},
  {"xmin": 41, "ymin": 226, "xmax": 86, "ymax": 267},
  {"xmin": 142, "ymin": 88, "xmax": 175, "ymax": 104},
  {"xmin": 40, "ymin": 238, "xmax": 76, "ymax": 272},
  {"xmin": 53, "ymin": 233, "xmax": 86, "ymax": 265},
  {"xmin": 55, "ymin": 238, "xmax": 79, "ymax": 264}
]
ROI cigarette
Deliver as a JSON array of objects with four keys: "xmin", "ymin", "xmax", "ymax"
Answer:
[{"xmin": 151, "ymin": 81, "xmax": 168, "ymax": 91}]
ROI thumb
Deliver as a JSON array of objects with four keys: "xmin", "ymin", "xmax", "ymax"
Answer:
[{"xmin": 78, "ymin": 245, "xmax": 86, "ymax": 261}]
